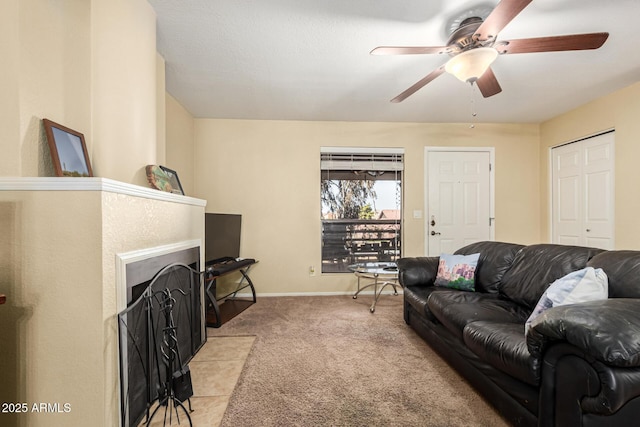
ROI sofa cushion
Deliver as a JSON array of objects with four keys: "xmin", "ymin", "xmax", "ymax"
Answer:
[
  {"xmin": 587, "ymin": 251, "xmax": 640, "ymax": 298},
  {"xmin": 404, "ymin": 286, "xmax": 459, "ymax": 322},
  {"xmin": 464, "ymin": 321, "xmax": 541, "ymax": 386},
  {"xmin": 499, "ymin": 244, "xmax": 604, "ymax": 309},
  {"xmin": 434, "ymin": 253, "xmax": 479, "ymax": 291},
  {"xmin": 403, "ymin": 285, "xmax": 437, "ymax": 320},
  {"xmin": 427, "ymin": 290, "xmax": 529, "ymax": 339},
  {"xmin": 455, "ymin": 241, "xmax": 525, "ymax": 294}
]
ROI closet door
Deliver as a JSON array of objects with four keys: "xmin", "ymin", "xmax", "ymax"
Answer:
[{"xmin": 551, "ymin": 132, "xmax": 615, "ymax": 249}]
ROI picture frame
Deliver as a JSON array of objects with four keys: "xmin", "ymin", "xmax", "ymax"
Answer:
[
  {"xmin": 43, "ymin": 119, "xmax": 93, "ymax": 177},
  {"xmin": 159, "ymin": 165, "xmax": 185, "ymax": 195}
]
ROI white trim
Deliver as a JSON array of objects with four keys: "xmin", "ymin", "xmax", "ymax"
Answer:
[
  {"xmin": 252, "ymin": 290, "xmax": 403, "ymax": 297},
  {"xmin": 115, "ymin": 239, "xmax": 203, "ymax": 312},
  {"xmin": 423, "ymin": 147, "xmax": 496, "ymax": 256},
  {"xmin": 549, "ymin": 128, "xmax": 615, "ymax": 150},
  {"xmin": 0, "ymin": 177, "xmax": 207, "ymax": 207},
  {"xmin": 548, "ymin": 146, "xmax": 554, "ymax": 243}
]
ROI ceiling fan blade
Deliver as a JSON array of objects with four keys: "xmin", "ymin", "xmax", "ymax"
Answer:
[
  {"xmin": 474, "ymin": 0, "xmax": 532, "ymax": 41},
  {"xmin": 391, "ymin": 66, "xmax": 446, "ymax": 103},
  {"xmin": 496, "ymin": 33, "xmax": 609, "ymax": 54},
  {"xmin": 371, "ymin": 46, "xmax": 449, "ymax": 55},
  {"xmin": 476, "ymin": 67, "xmax": 502, "ymax": 98}
]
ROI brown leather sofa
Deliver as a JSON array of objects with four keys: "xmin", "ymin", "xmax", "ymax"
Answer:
[{"xmin": 398, "ymin": 241, "xmax": 640, "ymax": 426}]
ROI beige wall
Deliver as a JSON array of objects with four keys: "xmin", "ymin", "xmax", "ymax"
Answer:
[
  {"xmin": 156, "ymin": 54, "xmax": 167, "ymax": 166},
  {"xmin": 166, "ymin": 94, "xmax": 196, "ymax": 195},
  {"xmin": 0, "ymin": 0, "xmax": 92, "ymax": 177},
  {"xmin": 192, "ymin": 119, "xmax": 540, "ymax": 294},
  {"xmin": 0, "ymin": 0, "xmax": 163, "ymax": 186},
  {"xmin": 91, "ymin": 0, "xmax": 158, "ymax": 184},
  {"xmin": 0, "ymin": 191, "xmax": 102, "ymax": 427},
  {"xmin": 0, "ymin": 185, "xmax": 205, "ymax": 427},
  {"xmin": 539, "ymin": 82, "xmax": 640, "ymax": 249},
  {"xmin": 0, "ymin": 0, "xmax": 20, "ymax": 175}
]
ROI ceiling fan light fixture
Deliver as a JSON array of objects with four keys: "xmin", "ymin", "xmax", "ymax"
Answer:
[{"xmin": 445, "ymin": 47, "xmax": 498, "ymax": 83}]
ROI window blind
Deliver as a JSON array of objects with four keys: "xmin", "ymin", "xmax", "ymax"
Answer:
[{"xmin": 320, "ymin": 148, "xmax": 404, "ymax": 172}]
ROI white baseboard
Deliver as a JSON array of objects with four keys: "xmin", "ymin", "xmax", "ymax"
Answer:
[{"xmin": 232, "ymin": 290, "xmax": 403, "ymax": 298}]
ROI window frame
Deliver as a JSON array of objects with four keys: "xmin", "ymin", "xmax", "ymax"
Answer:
[{"xmin": 320, "ymin": 147, "xmax": 404, "ymax": 273}]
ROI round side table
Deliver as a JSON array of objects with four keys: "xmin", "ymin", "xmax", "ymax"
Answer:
[{"xmin": 348, "ymin": 262, "xmax": 399, "ymax": 313}]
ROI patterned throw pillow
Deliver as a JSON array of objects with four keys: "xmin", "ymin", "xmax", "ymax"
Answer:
[
  {"xmin": 524, "ymin": 266, "xmax": 608, "ymax": 335},
  {"xmin": 434, "ymin": 253, "xmax": 480, "ymax": 292}
]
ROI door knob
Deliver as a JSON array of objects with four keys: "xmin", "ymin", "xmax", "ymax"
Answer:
[
  {"xmin": 431, "ymin": 231, "xmax": 441, "ymax": 236},
  {"xmin": 586, "ymin": 229, "xmax": 591, "ymax": 232}
]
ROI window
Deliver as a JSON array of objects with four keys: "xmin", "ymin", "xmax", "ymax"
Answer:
[{"xmin": 320, "ymin": 147, "xmax": 403, "ymax": 273}]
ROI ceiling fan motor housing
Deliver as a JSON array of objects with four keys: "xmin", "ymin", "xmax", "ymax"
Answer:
[{"xmin": 447, "ymin": 17, "xmax": 493, "ymax": 54}]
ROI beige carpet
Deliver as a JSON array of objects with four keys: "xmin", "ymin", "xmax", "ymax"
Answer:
[{"xmin": 208, "ymin": 295, "xmax": 508, "ymax": 426}]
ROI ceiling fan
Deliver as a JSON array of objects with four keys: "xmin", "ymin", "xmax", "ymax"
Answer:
[{"xmin": 372, "ymin": 0, "xmax": 609, "ymax": 103}]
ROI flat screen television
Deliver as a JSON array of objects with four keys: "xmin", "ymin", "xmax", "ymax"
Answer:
[{"xmin": 205, "ymin": 213, "xmax": 242, "ymax": 263}]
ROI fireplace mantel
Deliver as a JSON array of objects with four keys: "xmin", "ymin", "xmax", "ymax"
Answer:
[
  {"xmin": 0, "ymin": 177, "xmax": 206, "ymax": 207},
  {"xmin": 0, "ymin": 177, "xmax": 206, "ymax": 426}
]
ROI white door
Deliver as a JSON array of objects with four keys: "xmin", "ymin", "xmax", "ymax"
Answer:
[
  {"xmin": 552, "ymin": 143, "xmax": 582, "ymax": 245},
  {"xmin": 426, "ymin": 149, "xmax": 493, "ymax": 256},
  {"xmin": 552, "ymin": 132, "xmax": 615, "ymax": 249}
]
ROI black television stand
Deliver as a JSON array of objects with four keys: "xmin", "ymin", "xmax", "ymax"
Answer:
[{"xmin": 203, "ymin": 259, "xmax": 257, "ymax": 328}]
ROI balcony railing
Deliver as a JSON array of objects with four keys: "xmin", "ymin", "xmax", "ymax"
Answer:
[{"xmin": 321, "ymin": 219, "xmax": 401, "ymax": 273}]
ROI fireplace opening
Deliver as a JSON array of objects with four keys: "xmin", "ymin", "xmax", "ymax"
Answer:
[{"xmin": 125, "ymin": 247, "xmax": 200, "ymax": 306}]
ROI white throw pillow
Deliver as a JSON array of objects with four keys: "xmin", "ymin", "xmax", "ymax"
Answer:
[{"xmin": 524, "ymin": 266, "xmax": 608, "ymax": 335}]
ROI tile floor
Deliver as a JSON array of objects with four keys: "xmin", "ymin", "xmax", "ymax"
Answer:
[{"xmin": 144, "ymin": 335, "xmax": 254, "ymax": 426}]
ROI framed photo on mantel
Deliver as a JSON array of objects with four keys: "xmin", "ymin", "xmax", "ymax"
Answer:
[
  {"xmin": 43, "ymin": 119, "xmax": 93, "ymax": 177},
  {"xmin": 159, "ymin": 165, "xmax": 185, "ymax": 195}
]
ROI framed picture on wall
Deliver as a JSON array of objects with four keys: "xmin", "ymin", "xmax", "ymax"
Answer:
[
  {"xmin": 43, "ymin": 119, "xmax": 93, "ymax": 177},
  {"xmin": 159, "ymin": 165, "xmax": 185, "ymax": 195}
]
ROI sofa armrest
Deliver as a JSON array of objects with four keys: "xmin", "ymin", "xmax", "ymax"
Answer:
[
  {"xmin": 527, "ymin": 299, "xmax": 640, "ymax": 367},
  {"xmin": 396, "ymin": 256, "xmax": 439, "ymax": 287}
]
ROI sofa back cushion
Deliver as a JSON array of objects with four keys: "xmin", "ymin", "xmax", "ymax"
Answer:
[
  {"xmin": 454, "ymin": 241, "xmax": 524, "ymax": 293},
  {"xmin": 587, "ymin": 250, "xmax": 640, "ymax": 298},
  {"xmin": 499, "ymin": 244, "xmax": 604, "ymax": 309}
]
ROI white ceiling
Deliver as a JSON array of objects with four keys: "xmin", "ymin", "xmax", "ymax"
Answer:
[{"xmin": 148, "ymin": 0, "xmax": 640, "ymax": 124}]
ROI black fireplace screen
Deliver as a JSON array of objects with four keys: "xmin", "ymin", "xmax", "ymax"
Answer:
[{"xmin": 117, "ymin": 262, "xmax": 204, "ymax": 427}]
